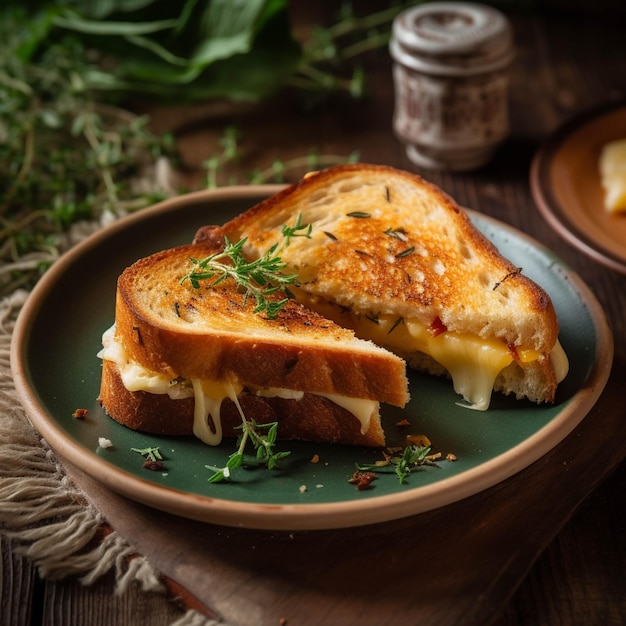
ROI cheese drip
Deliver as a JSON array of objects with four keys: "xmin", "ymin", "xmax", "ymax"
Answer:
[
  {"xmin": 289, "ymin": 298, "xmax": 568, "ymax": 410},
  {"xmin": 98, "ymin": 326, "xmax": 378, "ymax": 445},
  {"xmin": 191, "ymin": 379, "xmax": 243, "ymax": 445}
]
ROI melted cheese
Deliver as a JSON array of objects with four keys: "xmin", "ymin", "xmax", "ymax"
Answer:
[
  {"xmin": 316, "ymin": 392, "xmax": 377, "ymax": 434},
  {"xmin": 288, "ymin": 298, "xmax": 568, "ymax": 410},
  {"xmin": 191, "ymin": 379, "xmax": 243, "ymax": 445},
  {"xmin": 99, "ymin": 326, "xmax": 193, "ymax": 399},
  {"xmin": 98, "ymin": 326, "xmax": 378, "ymax": 445},
  {"xmin": 600, "ymin": 139, "xmax": 626, "ymax": 212}
]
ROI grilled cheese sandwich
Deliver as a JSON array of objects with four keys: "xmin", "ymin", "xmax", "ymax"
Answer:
[
  {"xmin": 99, "ymin": 325, "xmax": 379, "ymax": 445},
  {"xmin": 98, "ymin": 241, "xmax": 407, "ymax": 447},
  {"xmin": 222, "ymin": 163, "xmax": 568, "ymax": 409},
  {"xmin": 287, "ymin": 293, "xmax": 568, "ymax": 409}
]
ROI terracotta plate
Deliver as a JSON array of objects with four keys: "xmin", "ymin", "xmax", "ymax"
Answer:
[
  {"xmin": 531, "ymin": 101, "xmax": 626, "ymax": 273},
  {"xmin": 11, "ymin": 187, "xmax": 612, "ymax": 530}
]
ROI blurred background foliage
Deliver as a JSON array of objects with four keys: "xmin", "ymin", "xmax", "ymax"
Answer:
[{"xmin": 2, "ymin": 0, "xmax": 614, "ymax": 294}]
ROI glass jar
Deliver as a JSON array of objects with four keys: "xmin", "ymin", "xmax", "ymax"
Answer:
[{"xmin": 390, "ymin": 2, "xmax": 514, "ymax": 171}]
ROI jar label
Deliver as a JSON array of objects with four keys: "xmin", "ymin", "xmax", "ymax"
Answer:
[{"xmin": 392, "ymin": 64, "xmax": 509, "ymax": 149}]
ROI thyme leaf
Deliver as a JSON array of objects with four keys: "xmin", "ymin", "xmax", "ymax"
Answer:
[
  {"xmin": 493, "ymin": 267, "xmax": 522, "ymax": 291},
  {"xmin": 388, "ymin": 316, "xmax": 404, "ymax": 335},
  {"xmin": 181, "ymin": 237, "xmax": 298, "ymax": 319},
  {"xmin": 395, "ymin": 246, "xmax": 415, "ymax": 258},
  {"xmin": 131, "ymin": 446, "xmax": 163, "ymax": 462},
  {"xmin": 207, "ymin": 419, "xmax": 291, "ymax": 483},
  {"xmin": 384, "ymin": 227, "xmax": 408, "ymax": 242},
  {"xmin": 357, "ymin": 444, "xmax": 440, "ymax": 484},
  {"xmin": 281, "ymin": 212, "xmax": 312, "ymax": 245}
]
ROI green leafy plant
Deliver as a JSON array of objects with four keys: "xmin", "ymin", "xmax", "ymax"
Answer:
[
  {"xmin": 207, "ymin": 419, "xmax": 291, "ymax": 483},
  {"xmin": 203, "ymin": 125, "xmax": 360, "ymax": 188},
  {"xmin": 0, "ymin": 7, "xmax": 176, "ymax": 295},
  {"xmin": 6, "ymin": 1, "xmax": 413, "ymax": 104},
  {"xmin": 1, "ymin": 1, "xmax": 396, "ymax": 296},
  {"xmin": 7, "ymin": 0, "xmax": 302, "ymax": 103}
]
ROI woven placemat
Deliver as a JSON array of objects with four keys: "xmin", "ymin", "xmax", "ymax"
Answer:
[{"xmin": 0, "ymin": 289, "xmax": 217, "ymax": 626}]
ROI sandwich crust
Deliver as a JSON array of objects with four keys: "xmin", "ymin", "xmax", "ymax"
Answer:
[
  {"xmin": 222, "ymin": 163, "xmax": 565, "ymax": 405},
  {"xmin": 98, "ymin": 359, "xmax": 386, "ymax": 446},
  {"xmin": 114, "ymin": 242, "xmax": 409, "ymax": 407},
  {"xmin": 224, "ymin": 164, "xmax": 558, "ymax": 353}
]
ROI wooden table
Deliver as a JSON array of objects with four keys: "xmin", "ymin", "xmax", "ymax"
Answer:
[{"xmin": 3, "ymin": 4, "xmax": 626, "ymax": 625}]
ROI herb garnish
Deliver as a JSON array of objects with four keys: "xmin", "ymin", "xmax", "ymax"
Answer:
[
  {"xmin": 384, "ymin": 227, "xmax": 408, "ymax": 242},
  {"xmin": 282, "ymin": 212, "xmax": 312, "ymax": 245},
  {"xmin": 395, "ymin": 246, "xmax": 415, "ymax": 258},
  {"xmin": 131, "ymin": 446, "xmax": 164, "ymax": 462},
  {"xmin": 132, "ymin": 446, "xmax": 166, "ymax": 471},
  {"xmin": 207, "ymin": 419, "xmax": 291, "ymax": 483},
  {"xmin": 388, "ymin": 316, "xmax": 404, "ymax": 335},
  {"xmin": 493, "ymin": 267, "xmax": 522, "ymax": 291},
  {"xmin": 182, "ymin": 238, "xmax": 295, "ymax": 319},
  {"xmin": 357, "ymin": 444, "xmax": 442, "ymax": 484},
  {"xmin": 347, "ymin": 211, "xmax": 371, "ymax": 218},
  {"xmin": 182, "ymin": 215, "xmax": 311, "ymax": 319}
]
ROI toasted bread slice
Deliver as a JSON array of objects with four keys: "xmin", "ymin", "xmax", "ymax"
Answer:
[
  {"xmin": 222, "ymin": 163, "xmax": 569, "ymax": 409},
  {"xmin": 98, "ymin": 241, "xmax": 409, "ymax": 447},
  {"xmin": 99, "ymin": 360, "xmax": 387, "ymax": 446}
]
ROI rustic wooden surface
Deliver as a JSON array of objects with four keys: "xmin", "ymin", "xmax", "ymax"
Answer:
[{"xmin": 3, "ymin": 4, "xmax": 626, "ymax": 625}]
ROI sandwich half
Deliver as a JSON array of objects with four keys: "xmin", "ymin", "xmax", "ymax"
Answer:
[
  {"xmin": 98, "ymin": 240, "xmax": 409, "ymax": 447},
  {"xmin": 221, "ymin": 163, "xmax": 569, "ymax": 410}
]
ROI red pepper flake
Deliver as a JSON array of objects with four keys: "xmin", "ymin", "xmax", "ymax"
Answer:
[
  {"xmin": 429, "ymin": 316, "xmax": 447, "ymax": 337},
  {"xmin": 310, "ymin": 454, "xmax": 320, "ymax": 464},
  {"xmin": 395, "ymin": 419, "xmax": 411, "ymax": 427},
  {"xmin": 348, "ymin": 470, "xmax": 378, "ymax": 490},
  {"xmin": 72, "ymin": 408, "xmax": 88, "ymax": 419},
  {"xmin": 507, "ymin": 343, "xmax": 520, "ymax": 361},
  {"xmin": 406, "ymin": 434, "xmax": 431, "ymax": 447},
  {"xmin": 143, "ymin": 460, "xmax": 165, "ymax": 471}
]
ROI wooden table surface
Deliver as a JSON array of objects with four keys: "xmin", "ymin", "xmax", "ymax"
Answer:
[{"xmin": 3, "ymin": 4, "xmax": 626, "ymax": 625}]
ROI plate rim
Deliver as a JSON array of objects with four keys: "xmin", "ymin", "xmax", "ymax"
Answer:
[
  {"xmin": 530, "ymin": 99, "xmax": 626, "ymax": 274},
  {"xmin": 10, "ymin": 186, "xmax": 614, "ymax": 530}
]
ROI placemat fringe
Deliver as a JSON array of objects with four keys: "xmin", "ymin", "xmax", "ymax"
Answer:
[
  {"xmin": 170, "ymin": 610, "xmax": 224, "ymax": 626},
  {"xmin": 1, "ymin": 291, "xmax": 163, "ymax": 590},
  {"xmin": 2, "ymin": 290, "xmax": 223, "ymax": 626}
]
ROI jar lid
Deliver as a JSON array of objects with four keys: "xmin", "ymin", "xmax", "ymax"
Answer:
[{"xmin": 390, "ymin": 1, "xmax": 514, "ymax": 76}]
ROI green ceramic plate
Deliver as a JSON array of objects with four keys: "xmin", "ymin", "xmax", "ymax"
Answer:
[{"xmin": 11, "ymin": 186, "xmax": 613, "ymax": 530}]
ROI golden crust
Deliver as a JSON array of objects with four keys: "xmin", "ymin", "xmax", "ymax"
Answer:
[
  {"xmin": 98, "ymin": 359, "xmax": 386, "ymax": 447},
  {"xmin": 223, "ymin": 163, "xmax": 559, "ymax": 353},
  {"xmin": 114, "ymin": 241, "xmax": 409, "ymax": 407}
]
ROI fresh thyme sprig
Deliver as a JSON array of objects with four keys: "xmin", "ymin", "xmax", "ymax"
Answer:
[
  {"xmin": 0, "ymin": 12, "xmax": 176, "ymax": 296},
  {"xmin": 357, "ymin": 444, "xmax": 441, "ymax": 484},
  {"xmin": 182, "ymin": 214, "xmax": 312, "ymax": 319},
  {"xmin": 203, "ymin": 125, "xmax": 360, "ymax": 188},
  {"xmin": 182, "ymin": 237, "xmax": 296, "ymax": 319},
  {"xmin": 206, "ymin": 419, "xmax": 291, "ymax": 483}
]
